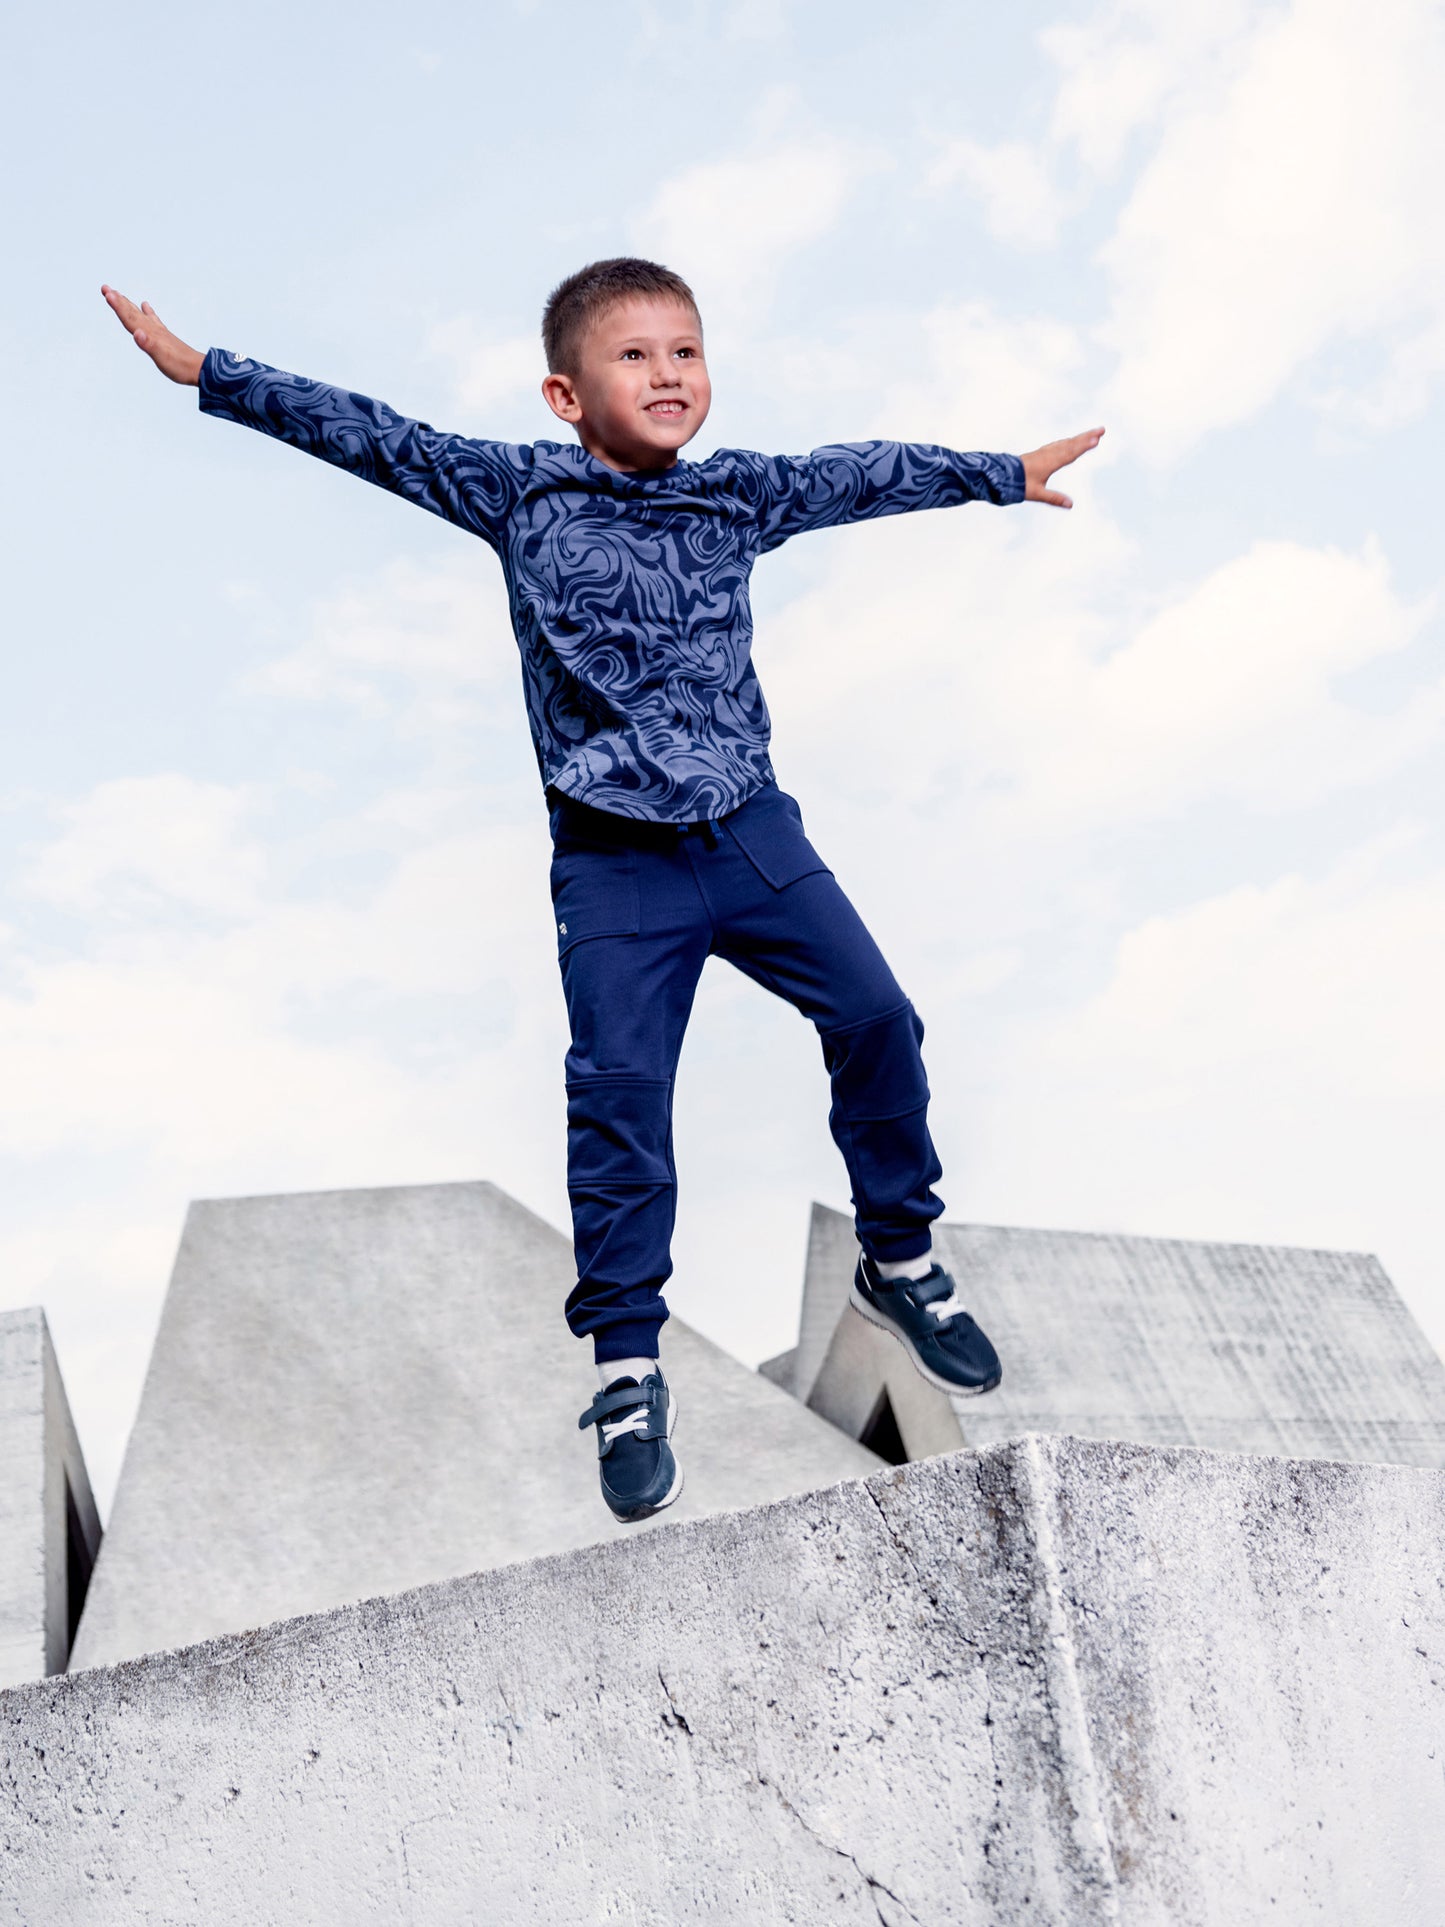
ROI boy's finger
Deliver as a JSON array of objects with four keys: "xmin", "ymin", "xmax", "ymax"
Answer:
[
  {"xmin": 1054, "ymin": 429, "xmax": 1104, "ymax": 471},
  {"xmin": 1040, "ymin": 489, "xmax": 1072, "ymax": 509},
  {"xmin": 103, "ymin": 287, "xmax": 143, "ymax": 333}
]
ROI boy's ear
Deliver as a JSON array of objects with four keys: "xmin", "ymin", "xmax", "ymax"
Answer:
[{"xmin": 542, "ymin": 371, "xmax": 582, "ymax": 423}]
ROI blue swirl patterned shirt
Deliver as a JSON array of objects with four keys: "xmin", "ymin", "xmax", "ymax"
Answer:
[{"xmin": 199, "ymin": 350, "xmax": 1025, "ymax": 822}]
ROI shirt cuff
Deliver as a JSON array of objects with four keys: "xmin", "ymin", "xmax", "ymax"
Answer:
[
  {"xmin": 197, "ymin": 346, "xmax": 223, "ymax": 414},
  {"xmin": 198, "ymin": 347, "xmax": 263, "ymax": 417},
  {"xmin": 998, "ymin": 453, "xmax": 1026, "ymax": 505}
]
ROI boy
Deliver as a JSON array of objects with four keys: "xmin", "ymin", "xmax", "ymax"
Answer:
[{"xmin": 102, "ymin": 260, "xmax": 1101, "ymax": 1524}]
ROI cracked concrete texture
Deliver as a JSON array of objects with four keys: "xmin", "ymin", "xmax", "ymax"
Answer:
[
  {"xmin": 1044, "ymin": 1440, "xmax": 1445, "ymax": 1921},
  {"xmin": 4, "ymin": 1436, "xmax": 1444, "ymax": 1925}
]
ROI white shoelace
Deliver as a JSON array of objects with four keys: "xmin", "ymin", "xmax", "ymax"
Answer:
[
  {"xmin": 602, "ymin": 1404, "xmax": 650, "ymax": 1444},
  {"xmin": 926, "ymin": 1291, "xmax": 966, "ymax": 1323}
]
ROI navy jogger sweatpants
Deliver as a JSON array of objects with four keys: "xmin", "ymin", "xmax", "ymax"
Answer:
[{"xmin": 549, "ymin": 781, "xmax": 945, "ymax": 1364}]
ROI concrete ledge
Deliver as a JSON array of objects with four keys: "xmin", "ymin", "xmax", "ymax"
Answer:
[
  {"xmin": 0, "ymin": 1309, "xmax": 100, "ymax": 1686},
  {"xmin": 4, "ymin": 1436, "xmax": 1444, "ymax": 1924}
]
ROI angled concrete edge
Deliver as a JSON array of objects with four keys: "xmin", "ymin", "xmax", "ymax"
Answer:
[
  {"xmin": 756, "ymin": 1346, "xmax": 797, "ymax": 1392},
  {"xmin": 807, "ymin": 1291, "xmax": 964, "ymax": 1462},
  {"xmin": 71, "ymin": 1181, "xmax": 877, "ymax": 1671},
  {"xmin": 0, "ymin": 1309, "xmax": 101, "ymax": 1687},
  {"xmin": 5, "ymin": 1435, "xmax": 1444, "ymax": 1925}
]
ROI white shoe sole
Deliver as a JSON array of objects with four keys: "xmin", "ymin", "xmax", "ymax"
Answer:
[{"xmin": 848, "ymin": 1287, "xmax": 1002, "ymax": 1398}]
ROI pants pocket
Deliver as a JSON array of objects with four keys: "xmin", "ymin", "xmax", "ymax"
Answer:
[
  {"xmin": 550, "ymin": 845, "xmax": 641, "ymax": 954},
  {"xmin": 725, "ymin": 784, "xmax": 833, "ymax": 891}
]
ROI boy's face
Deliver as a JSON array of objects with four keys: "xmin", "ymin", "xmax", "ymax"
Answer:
[{"xmin": 541, "ymin": 296, "xmax": 710, "ymax": 474}]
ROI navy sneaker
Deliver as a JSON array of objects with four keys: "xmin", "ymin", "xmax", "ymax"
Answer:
[
  {"xmin": 577, "ymin": 1371, "xmax": 683, "ymax": 1523},
  {"xmin": 851, "ymin": 1253, "xmax": 1003, "ymax": 1396}
]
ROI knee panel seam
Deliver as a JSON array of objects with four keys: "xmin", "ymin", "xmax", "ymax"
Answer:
[
  {"xmin": 832, "ymin": 1099, "xmax": 932, "ymax": 1125},
  {"xmin": 565, "ymin": 1074, "xmax": 674, "ymax": 1093},
  {"xmin": 818, "ymin": 997, "xmax": 916, "ymax": 1044}
]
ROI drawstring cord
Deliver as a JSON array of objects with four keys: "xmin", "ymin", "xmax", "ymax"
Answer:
[{"xmin": 676, "ymin": 818, "xmax": 721, "ymax": 850}]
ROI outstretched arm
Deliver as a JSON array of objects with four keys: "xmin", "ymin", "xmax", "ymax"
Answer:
[
  {"xmin": 101, "ymin": 285, "xmax": 203, "ymax": 385},
  {"xmin": 1020, "ymin": 427, "xmax": 1105, "ymax": 510},
  {"xmin": 748, "ymin": 423, "xmax": 1106, "ymax": 551},
  {"xmin": 99, "ymin": 284, "xmax": 531, "ymax": 547}
]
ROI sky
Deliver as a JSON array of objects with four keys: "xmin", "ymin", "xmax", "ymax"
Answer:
[{"xmin": 5, "ymin": 0, "xmax": 1444, "ymax": 1514}]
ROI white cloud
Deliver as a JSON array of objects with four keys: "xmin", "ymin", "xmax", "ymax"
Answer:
[
  {"xmin": 926, "ymin": 138, "xmax": 1067, "ymax": 249},
  {"xmin": 430, "ymin": 130, "xmax": 871, "ymax": 415},
  {"xmin": 868, "ymin": 299, "xmax": 1088, "ymax": 452},
  {"xmin": 1098, "ymin": 0, "xmax": 1445, "ymax": 457},
  {"xmin": 763, "ymin": 487, "xmax": 1438, "ymax": 848},
  {"xmin": 1312, "ymin": 313, "xmax": 1445, "ymax": 434},
  {"xmin": 1042, "ymin": 1, "xmax": 1258, "ymax": 176},
  {"xmin": 427, "ymin": 322, "xmax": 542, "ymax": 415},
  {"xmin": 969, "ymin": 836, "xmax": 1445, "ymax": 1353},
  {"xmin": 251, "ymin": 552, "xmax": 517, "ymax": 724},
  {"xmin": 954, "ymin": 0, "xmax": 1445, "ymax": 454},
  {"xmin": 631, "ymin": 137, "xmax": 879, "ymax": 329},
  {"xmin": 1, "ymin": 769, "xmax": 563, "ymax": 1162},
  {"xmin": 0, "ymin": 952, "xmax": 425, "ymax": 1163},
  {"xmin": 995, "ymin": 535, "xmax": 1441, "ymax": 825},
  {"xmin": 719, "ymin": 0, "xmax": 793, "ymax": 41},
  {"xmin": 26, "ymin": 777, "xmax": 266, "ymax": 921}
]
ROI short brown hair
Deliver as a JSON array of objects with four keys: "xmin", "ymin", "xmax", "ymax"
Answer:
[{"xmin": 541, "ymin": 257, "xmax": 700, "ymax": 375}]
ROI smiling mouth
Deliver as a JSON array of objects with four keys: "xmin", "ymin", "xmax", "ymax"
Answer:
[{"xmin": 644, "ymin": 400, "xmax": 687, "ymax": 417}]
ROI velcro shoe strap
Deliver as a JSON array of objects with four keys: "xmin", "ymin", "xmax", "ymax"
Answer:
[{"xmin": 578, "ymin": 1383, "xmax": 661, "ymax": 1432}]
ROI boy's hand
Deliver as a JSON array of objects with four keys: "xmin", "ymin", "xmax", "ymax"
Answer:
[
  {"xmin": 101, "ymin": 285, "xmax": 205, "ymax": 386},
  {"xmin": 1021, "ymin": 427, "xmax": 1105, "ymax": 509}
]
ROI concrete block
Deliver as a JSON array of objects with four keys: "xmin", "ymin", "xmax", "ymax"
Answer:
[
  {"xmin": 800, "ymin": 1204, "xmax": 1445, "ymax": 1468},
  {"xmin": 0, "ymin": 1308, "xmax": 101, "ymax": 1686},
  {"xmin": 5, "ymin": 1436, "xmax": 1443, "ymax": 1924},
  {"xmin": 70, "ymin": 1182, "xmax": 877, "ymax": 1672},
  {"xmin": 755, "ymin": 1346, "xmax": 797, "ymax": 1391},
  {"xmin": 808, "ymin": 1296, "xmax": 966, "ymax": 1463}
]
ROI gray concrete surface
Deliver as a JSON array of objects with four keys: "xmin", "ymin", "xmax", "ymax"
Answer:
[
  {"xmin": 0, "ymin": 1309, "xmax": 100, "ymax": 1687},
  {"xmin": 807, "ymin": 1296, "xmax": 967, "ymax": 1463},
  {"xmin": 70, "ymin": 1182, "xmax": 877, "ymax": 1672},
  {"xmin": 5, "ymin": 1435, "xmax": 1443, "ymax": 1925},
  {"xmin": 797, "ymin": 1203, "xmax": 1445, "ymax": 1467},
  {"xmin": 756, "ymin": 1345, "xmax": 797, "ymax": 1390}
]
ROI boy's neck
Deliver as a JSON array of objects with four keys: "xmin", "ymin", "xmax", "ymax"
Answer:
[{"xmin": 577, "ymin": 426, "xmax": 681, "ymax": 476}]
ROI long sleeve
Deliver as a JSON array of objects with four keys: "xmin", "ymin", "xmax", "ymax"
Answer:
[
  {"xmin": 197, "ymin": 350, "xmax": 533, "ymax": 550},
  {"xmin": 740, "ymin": 441, "xmax": 1025, "ymax": 554}
]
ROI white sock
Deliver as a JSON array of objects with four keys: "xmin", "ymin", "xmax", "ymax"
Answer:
[
  {"xmin": 598, "ymin": 1356, "xmax": 658, "ymax": 1388},
  {"xmin": 872, "ymin": 1250, "xmax": 934, "ymax": 1284}
]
